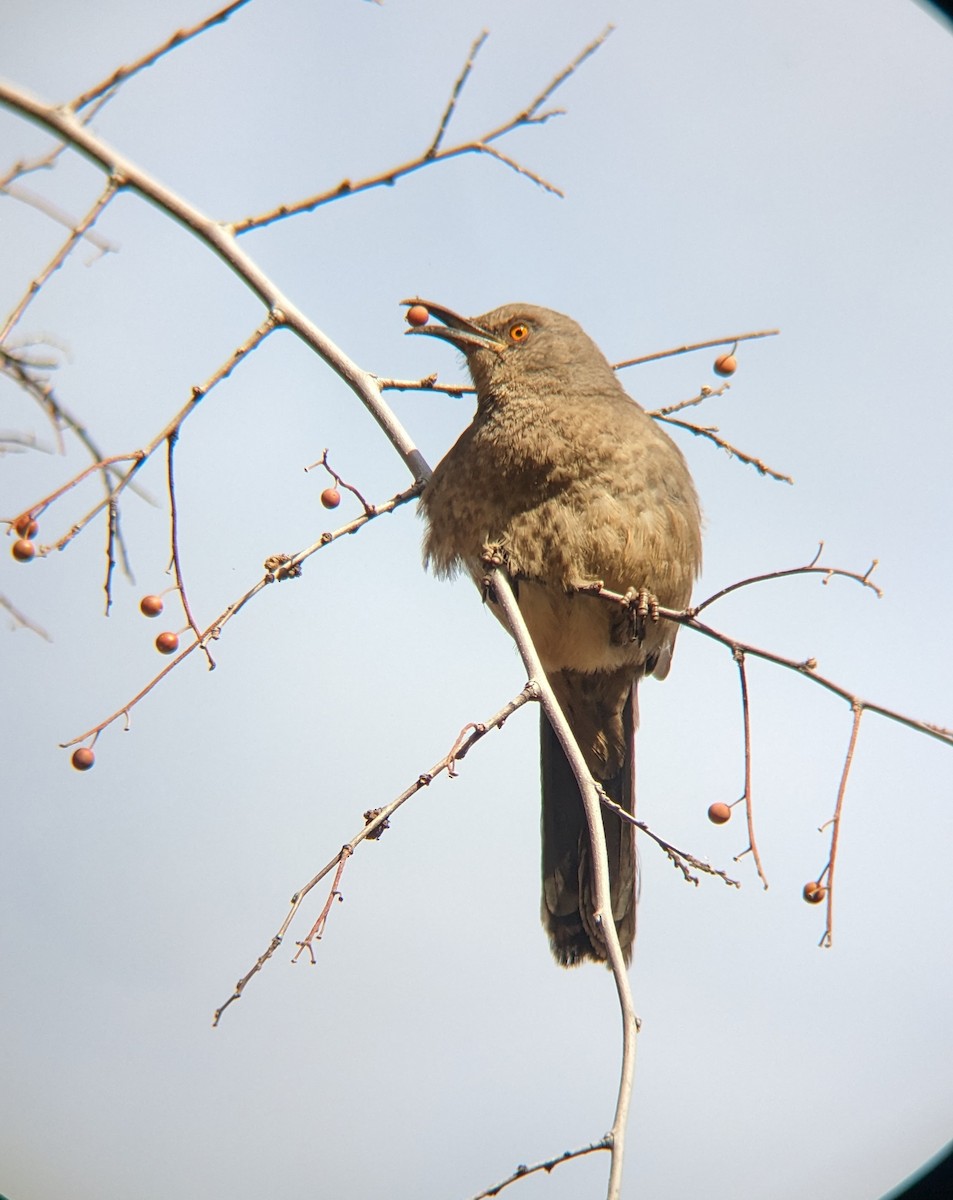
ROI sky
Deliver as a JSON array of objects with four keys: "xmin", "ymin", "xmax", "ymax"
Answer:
[{"xmin": 1, "ymin": 2, "xmax": 952, "ymax": 1198}]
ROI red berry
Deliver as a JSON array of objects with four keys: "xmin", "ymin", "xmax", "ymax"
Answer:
[
  {"xmin": 155, "ymin": 631, "xmax": 180, "ymax": 655},
  {"xmin": 714, "ymin": 353, "xmax": 737, "ymax": 377},
  {"xmin": 321, "ymin": 487, "xmax": 341, "ymax": 510},
  {"xmin": 71, "ymin": 747, "xmax": 95, "ymax": 771},
  {"xmin": 803, "ymin": 881, "xmax": 827, "ymax": 904},
  {"xmin": 14, "ymin": 515, "xmax": 38, "ymax": 538},
  {"xmin": 707, "ymin": 802, "xmax": 732, "ymax": 825},
  {"xmin": 406, "ymin": 304, "xmax": 430, "ymax": 327},
  {"xmin": 140, "ymin": 594, "xmax": 164, "ymax": 617},
  {"xmin": 12, "ymin": 538, "xmax": 35, "ymax": 562}
]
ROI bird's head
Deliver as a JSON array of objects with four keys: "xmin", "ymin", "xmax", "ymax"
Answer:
[{"xmin": 403, "ymin": 300, "xmax": 617, "ymax": 397}]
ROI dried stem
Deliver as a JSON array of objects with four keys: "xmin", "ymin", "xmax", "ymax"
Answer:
[
  {"xmin": 819, "ymin": 703, "xmax": 864, "ymax": 948},
  {"xmin": 292, "ymin": 849, "xmax": 352, "ymax": 962},
  {"xmin": 470, "ymin": 1141, "xmax": 611, "ymax": 1200},
  {"xmin": 426, "ymin": 30, "xmax": 489, "ymax": 156},
  {"xmin": 488, "ymin": 570, "xmax": 635, "ymax": 1200},
  {"xmin": 732, "ymin": 650, "xmax": 769, "ymax": 888},
  {"xmin": 102, "ymin": 497, "xmax": 119, "ymax": 615},
  {"xmin": 647, "ymin": 382, "xmax": 730, "ymax": 419},
  {"xmin": 229, "ymin": 27, "xmax": 613, "ymax": 233},
  {"xmin": 654, "ymin": 414, "xmax": 793, "ymax": 483},
  {"xmin": 0, "ymin": 80, "xmax": 427, "ymax": 480},
  {"xmin": 377, "ymin": 373, "xmax": 473, "ymax": 398},
  {"xmin": 0, "ymin": 181, "xmax": 118, "ymax": 253},
  {"xmin": 694, "ymin": 543, "xmax": 882, "ymax": 615},
  {"xmin": 613, "ymin": 328, "xmax": 779, "ymax": 371},
  {"xmin": 70, "ymin": 0, "xmax": 255, "ymax": 111},
  {"xmin": 61, "ymin": 479, "xmax": 423, "ymax": 750},
  {"xmin": 0, "ymin": 593, "xmax": 52, "ymax": 641},
  {"xmin": 17, "ymin": 316, "xmax": 277, "ymax": 558},
  {"xmin": 0, "ymin": 177, "xmax": 120, "ymax": 345},
  {"xmin": 213, "ymin": 683, "xmax": 538, "ymax": 1025},
  {"xmin": 166, "ymin": 433, "xmax": 214, "ymax": 668},
  {"xmin": 598, "ymin": 794, "xmax": 739, "ymax": 888}
]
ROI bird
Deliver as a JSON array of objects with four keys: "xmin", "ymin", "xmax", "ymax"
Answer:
[{"xmin": 408, "ymin": 301, "xmax": 702, "ymax": 966}]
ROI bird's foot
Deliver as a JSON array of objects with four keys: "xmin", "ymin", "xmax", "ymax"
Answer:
[
  {"xmin": 622, "ymin": 586, "xmax": 659, "ymax": 644},
  {"xmin": 480, "ymin": 540, "xmax": 509, "ymax": 570},
  {"xmin": 480, "ymin": 540, "xmax": 512, "ymax": 604}
]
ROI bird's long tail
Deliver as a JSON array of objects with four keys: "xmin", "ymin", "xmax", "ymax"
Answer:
[{"xmin": 540, "ymin": 670, "xmax": 638, "ymax": 966}]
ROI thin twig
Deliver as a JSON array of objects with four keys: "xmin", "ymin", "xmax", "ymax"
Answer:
[
  {"xmin": 426, "ymin": 30, "xmax": 489, "ymax": 157},
  {"xmin": 229, "ymin": 28, "xmax": 613, "ymax": 233},
  {"xmin": 70, "ymin": 0, "xmax": 255, "ymax": 111},
  {"xmin": 0, "ymin": 177, "xmax": 120, "ymax": 345},
  {"xmin": 732, "ymin": 650, "xmax": 769, "ymax": 888},
  {"xmin": 166, "ymin": 433, "xmax": 214, "ymax": 668},
  {"xmin": 613, "ymin": 328, "xmax": 780, "ymax": 371},
  {"xmin": 469, "ymin": 1141, "xmax": 610, "ymax": 1200},
  {"xmin": 598, "ymin": 793, "xmax": 740, "ymax": 887},
  {"xmin": 820, "ymin": 703, "xmax": 864, "ymax": 948},
  {"xmin": 213, "ymin": 683, "xmax": 538, "ymax": 1025},
  {"xmin": 694, "ymin": 543, "xmax": 882, "ymax": 614},
  {"xmin": 61, "ymin": 480, "xmax": 424, "ymax": 750},
  {"xmin": 17, "ymin": 317, "xmax": 278, "ymax": 559},
  {"xmin": 488, "ymin": 570, "xmax": 635, "ymax": 1200},
  {"xmin": 102, "ymin": 497, "xmax": 119, "ymax": 615},
  {"xmin": 1, "ymin": 181, "xmax": 118, "ymax": 253},
  {"xmin": 654, "ymin": 415, "xmax": 794, "ymax": 483},
  {"xmin": 582, "ymin": 578, "xmax": 953, "ymax": 749},
  {"xmin": 0, "ymin": 80, "xmax": 427, "ymax": 480},
  {"xmin": 0, "ymin": 593, "xmax": 52, "ymax": 641},
  {"xmin": 292, "ymin": 849, "xmax": 352, "ymax": 962},
  {"xmin": 647, "ymin": 382, "xmax": 730, "ymax": 419},
  {"xmin": 378, "ymin": 373, "xmax": 475, "ymax": 397}
]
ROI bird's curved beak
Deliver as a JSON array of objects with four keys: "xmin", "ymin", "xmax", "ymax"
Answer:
[{"xmin": 400, "ymin": 299, "xmax": 505, "ymax": 353}]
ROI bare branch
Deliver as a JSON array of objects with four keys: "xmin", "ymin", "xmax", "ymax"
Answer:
[
  {"xmin": 213, "ymin": 683, "xmax": 538, "ymax": 1025},
  {"xmin": 0, "ymin": 593, "xmax": 52, "ymax": 641},
  {"xmin": 647, "ymin": 381, "xmax": 730, "ymax": 419},
  {"xmin": 693, "ymin": 544, "xmax": 882, "ymax": 613},
  {"xmin": 654, "ymin": 414, "xmax": 794, "ymax": 483},
  {"xmin": 426, "ymin": 30, "xmax": 489, "ymax": 157},
  {"xmin": 613, "ymin": 328, "xmax": 779, "ymax": 371},
  {"xmin": 0, "ymin": 178, "xmax": 120, "ymax": 345},
  {"xmin": 819, "ymin": 703, "xmax": 864, "ymax": 948},
  {"xmin": 599, "ymin": 793, "xmax": 741, "ymax": 888},
  {"xmin": 70, "ymin": 0, "xmax": 255, "ymax": 112},
  {"xmin": 487, "ymin": 570, "xmax": 635, "ymax": 1200},
  {"xmin": 469, "ymin": 1141, "xmax": 610, "ymax": 1200},
  {"xmin": 61, "ymin": 478, "xmax": 423, "ymax": 750},
  {"xmin": 0, "ymin": 79, "xmax": 427, "ymax": 480},
  {"xmin": 0, "ymin": 181, "xmax": 118, "ymax": 253},
  {"xmin": 732, "ymin": 650, "xmax": 769, "ymax": 888},
  {"xmin": 166, "ymin": 433, "xmax": 214, "ymax": 668},
  {"xmin": 228, "ymin": 29, "xmax": 613, "ymax": 233}
]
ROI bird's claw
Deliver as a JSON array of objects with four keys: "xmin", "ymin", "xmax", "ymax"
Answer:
[{"xmin": 623, "ymin": 586, "xmax": 659, "ymax": 643}]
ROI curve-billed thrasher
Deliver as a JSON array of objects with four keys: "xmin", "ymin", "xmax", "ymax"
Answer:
[{"xmin": 409, "ymin": 302, "xmax": 702, "ymax": 966}]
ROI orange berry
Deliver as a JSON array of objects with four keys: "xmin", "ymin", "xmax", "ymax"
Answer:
[
  {"xmin": 155, "ymin": 631, "xmax": 180, "ymax": 655},
  {"xmin": 707, "ymin": 802, "xmax": 732, "ymax": 825},
  {"xmin": 14, "ymin": 515, "xmax": 38, "ymax": 538},
  {"xmin": 803, "ymin": 881, "xmax": 827, "ymax": 904},
  {"xmin": 12, "ymin": 538, "xmax": 35, "ymax": 562},
  {"xmin": 139, "ymin": 594, "xmax": 164, "ymax": 617},
  {"xmin": 71, "ymin": 747, "xmax": 95, "ymax": 771},
  {"xmin": 714, "ymin": 353, "xmax": 737, "ymax": 377},
  {"xmin": 406, "ymin": 304, "xmax": 430, "ymax": 327},
  {"xmin": 321, "ymin": 487, "xmax": 341, "ymax": 509}
]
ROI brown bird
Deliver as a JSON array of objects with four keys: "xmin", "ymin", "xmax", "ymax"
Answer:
[{"xmin": 410, "ymin": 302, "xmax": 702, "ymax": 966}]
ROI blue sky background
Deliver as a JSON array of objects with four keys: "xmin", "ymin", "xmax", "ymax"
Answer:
[{"xmin": 2, "ymin": 2, "xmax": 952, "ymax": 1197}]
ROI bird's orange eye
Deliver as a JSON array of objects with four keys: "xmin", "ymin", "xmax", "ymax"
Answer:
[{"xmin": 509, "ymin": 322, "xmax": 530, "ymax": 343}]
